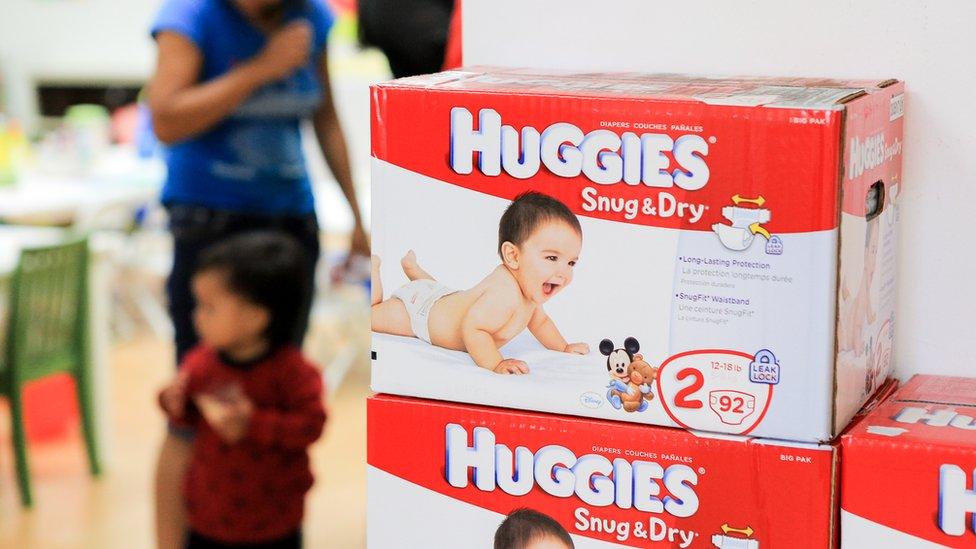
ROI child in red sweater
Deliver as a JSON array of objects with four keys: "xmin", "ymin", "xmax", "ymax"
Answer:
[{"xmin": 159, "ymin": 231, "xmax": 326, "ymax": 548}]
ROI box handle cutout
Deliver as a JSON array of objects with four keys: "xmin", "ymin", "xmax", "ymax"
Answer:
[{"xmin": 865, "ymin": 181, "xmax": 885, "ymax": 222}]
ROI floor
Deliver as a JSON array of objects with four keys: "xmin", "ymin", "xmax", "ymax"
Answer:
[{"xmin": 0, "ymin": 335, "xmax": 370, "ymax": 548}]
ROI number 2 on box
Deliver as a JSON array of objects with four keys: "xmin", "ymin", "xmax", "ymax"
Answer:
[{"xmin": 674, "ymin": 367, "xmax": 704, "ymax": 409}]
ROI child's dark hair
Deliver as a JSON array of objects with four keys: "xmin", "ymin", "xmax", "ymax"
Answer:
[
  {"xmin": 498, "ymin": 191, "xmax": 582, "ymax": 259},
  {"xmin": 494, "ymin": 508, "xmax": 574, "ymax": 549},
  {"xmin": 196, "ymin": 231, "xmax": 310, "ymax": 347}
]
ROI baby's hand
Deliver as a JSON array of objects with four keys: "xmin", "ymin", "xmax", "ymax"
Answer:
[
  {"xmin": 564, "ymin": 342, "xmax": 590, "ymax": 355},
  {"xmin": 493, "ymin": 359, "xmax": 529, "ymax": 375}
]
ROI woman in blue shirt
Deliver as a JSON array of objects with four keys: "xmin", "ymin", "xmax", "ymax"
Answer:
[{"xmin": 147, "ymin": 1, "xmax": 366, "ymax": 546}]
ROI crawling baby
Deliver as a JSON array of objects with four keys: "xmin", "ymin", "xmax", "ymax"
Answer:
[{"xmin": 371, "ymin": 191, "xmax": 589, "ymax": 374}]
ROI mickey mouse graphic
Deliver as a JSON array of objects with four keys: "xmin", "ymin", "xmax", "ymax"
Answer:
[{"xmin": 600, "ymin": 337, "xmax": 657, "ymax": 413}]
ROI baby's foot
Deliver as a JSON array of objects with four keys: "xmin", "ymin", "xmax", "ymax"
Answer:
[
  {"xmin": 401, "ymin": 250, "xmax": 434, "ymax": 281},
  {"xmin": 401, "ymin": 250, "xmax": 417, "ymax": 272}
]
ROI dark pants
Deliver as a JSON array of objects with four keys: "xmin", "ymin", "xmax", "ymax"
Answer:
[
  {"xmin": 166, "ymin": 204, "xmax": 321, "ymax": 364},
  {"xmin": 186, "ymin": 530, "xmax": 302, "ymax": 549},
  {"xmin": 358, "ymin": 0, "xmax": 454, "ymax": 78}
]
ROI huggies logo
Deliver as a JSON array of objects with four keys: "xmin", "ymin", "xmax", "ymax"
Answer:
[
  {"xmin": 894, "ymin": 407, "xmax": 976, "ymax": 430},
  {"xmin": 895, "ymin": 407, "xmax": 976, "ymax": 537},
  {"xmin": 444, "ymin": 424, "xmax": 700, "ymax": 517},
  {"xmin": 449, "ymin": 108, "xmax": 710, "ymax": 190},
  {"xmin": 848, "ymin": 131, "xmax": 902, "ymax": 180},
  {"xmin": 939, "ymin": 465, "xmax": 976, "ymax": 536}
]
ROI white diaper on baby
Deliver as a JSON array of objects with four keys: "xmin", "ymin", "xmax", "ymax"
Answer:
[{"xmin": 391, "ymin": 279, "xmax": 455, "ymax": 343}]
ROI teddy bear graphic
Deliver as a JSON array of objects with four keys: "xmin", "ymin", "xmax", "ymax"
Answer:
[{"xmin": 600, "ymin": 337, "xmax": 658, "ymax": 413}]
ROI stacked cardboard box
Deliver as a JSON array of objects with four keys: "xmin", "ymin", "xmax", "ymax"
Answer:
[
  {"xmin": 368, "ymin": 67, "xmax": 905, "ymax": 548},
  {"xmin": 842, "ymin": 375, "xmax": 976, "ymax": 547}
]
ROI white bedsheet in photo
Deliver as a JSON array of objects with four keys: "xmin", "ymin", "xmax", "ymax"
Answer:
[{"xmin": 371, "ymin": 331, "xmax": 675, "ymax": 426}]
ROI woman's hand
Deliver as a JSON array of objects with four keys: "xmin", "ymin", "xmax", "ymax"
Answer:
[
  {"xmin": 149, "ymin": 21, "xmax": 311, "ymax": 144},
  {"xmin": 253, "ymin": 20, "xmax": 312, "ymax": 81},
  {"xmin": 329, "ymin": 223, "xmax": 370, "ymax": 284},
  {"xmin": 350, "ymin": 223, "xmax": 370, "ymax": 257}
]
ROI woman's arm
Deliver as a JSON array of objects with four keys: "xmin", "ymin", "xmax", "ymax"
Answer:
[
  {"xmin": 148, "ymin": 22, "xmax": 312, "ymax": 144},
  {"xmin": 311, "ymin": 50, "xmax": 369, "ymax": 256}
]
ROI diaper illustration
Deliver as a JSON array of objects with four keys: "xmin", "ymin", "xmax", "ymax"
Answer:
[
  {"xmin": 709, "ymin": 389, "xmax": 756, "ymax": 426},
  {"xmin": 712, "ymin": 196, "xmax": 772, "ymax": 251},
  {"xmin": 712, "ymin": 525, "xmax": 758, "ymax": 548},
  {"xmin": 712, "ymin": 534, "xmax": 759, "ymax": 549}
]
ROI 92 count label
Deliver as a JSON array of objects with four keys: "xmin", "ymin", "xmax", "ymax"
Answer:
[{"xmin": 655, "ymin": 349, "xmax": 774, "ymax": 435}]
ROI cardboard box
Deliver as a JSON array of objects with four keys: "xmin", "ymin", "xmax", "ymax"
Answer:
[
  {"xmin": 367, "ymin": 394, "xmax": 840, "ymax": 548},
  {"xmin": 842, "ymin": 375, "xmax": 976, "ymax": 547},
  {"xmin": 370, "ymin": 67, "xmax": 904, "ymax": 442}
]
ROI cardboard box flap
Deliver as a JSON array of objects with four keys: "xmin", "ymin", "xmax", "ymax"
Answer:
[
  {"xmin": 694, "ymin": 85, "xmax": 864, "ymax": 109},
  {"xmin": 895, "ymin": 375, "xmax": 976, "ymax": 407},
  {"xmin": 377, "ymin": 66, "xmax": 894, "ymax": 109}
]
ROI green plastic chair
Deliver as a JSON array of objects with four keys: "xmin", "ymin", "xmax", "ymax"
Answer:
[{"xmin": 0, "ymin": 237, "xmax": 101, "ymax": 506}]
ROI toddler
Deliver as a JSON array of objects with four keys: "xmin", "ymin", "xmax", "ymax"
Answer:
[
  {"xmin": 159, "ymin": 231, "xmax": 326, "ymax": 548},
  {"xmin": 371, "ymin": 191, "xmax": 589, "ymax": 374}
]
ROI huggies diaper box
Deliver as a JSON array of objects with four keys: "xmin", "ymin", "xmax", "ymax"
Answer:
[
  {"xmin": 370, "ymin": 67, "xmax": 905, "ymax": 442},
  {"xmin": 367, "ymin": 394, "xmax": 841, "ymax": 548},
  {"xmin": 842, "ymin": 375, "xmax": 976, "ymax": 548}
]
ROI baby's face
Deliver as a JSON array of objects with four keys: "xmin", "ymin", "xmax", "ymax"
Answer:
[{"xmin": 514, "ymin": 221, "xmax": 582, "ymax": 304}]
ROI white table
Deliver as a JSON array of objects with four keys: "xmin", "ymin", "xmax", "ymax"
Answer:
[
  {"xmin": 0, "ymin": 227, "xmax": 65, "ymax": 272},
  {"xmin": 0, "ymin": 148, "xmax": 162, "ymax": 226},
  {"xmin": 0, "ymin": 226, "xmax": 112, "ymax": 467}
]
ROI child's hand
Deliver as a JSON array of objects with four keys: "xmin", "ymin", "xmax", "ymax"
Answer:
[
  {"xmin": 564, "ymin": 342, "xmax": 590, "ymax": 355},
  {"xmin": 494, "ymin": 359, "xmax": 529, "ymax": 375},
  {"xmin": 160, "ymin": 370, "xmax": 190, "ymax": 418},
  {"xmin": 195, "ymin": 384, "xmax": 254, "ymax": 444}
]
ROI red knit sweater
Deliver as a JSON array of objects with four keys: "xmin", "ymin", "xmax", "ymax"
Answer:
[{"xmin": 162, "ymin": 345, "xmax": 327, "ymax": 544}]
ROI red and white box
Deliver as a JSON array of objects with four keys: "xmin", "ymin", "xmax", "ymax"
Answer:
[
  {"xmin": 367, "ymin": 394, "xmax": 840, "ymax": 548},
  {"xmin": 370, "ymin": 68, "xmax": 904, "ymax": 442},
  {"xmin": 842, "ymin": 375, "xmax": 976, "ymax": 547}
]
